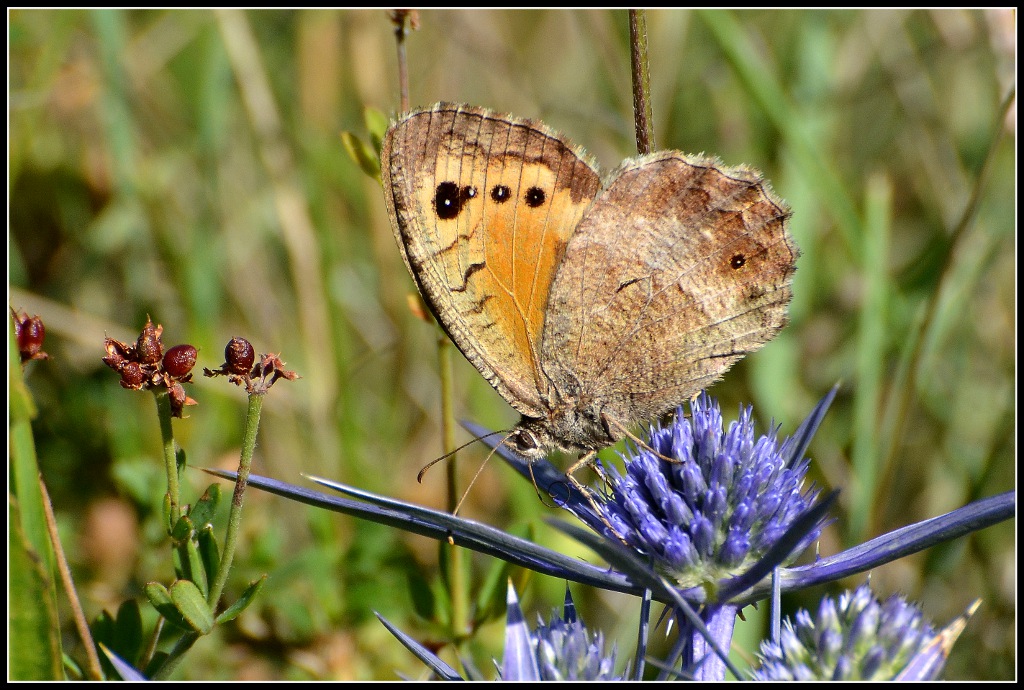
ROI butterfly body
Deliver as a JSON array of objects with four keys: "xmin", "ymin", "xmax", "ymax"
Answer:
[{"xmin": 381, "ymin": 103, "xmax": 797, "ymax": 462}]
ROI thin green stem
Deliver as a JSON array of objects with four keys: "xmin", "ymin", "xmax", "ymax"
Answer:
[
  {"xmin": 151, "ymin": 391, "xmax": 264, "ymax": 680},
  {"xmin": 849, "ymin": 172, "xmax": 891, "ymax": 540},
  {"xmin": 439, "ymin": 337, "xmax": 458, "ymax": 514},
  {"xmin": 629, "ymin": 9, "xmax": 655, "ymax": 155},
  {"xmin": 138, "ymin": 617, "xmax": 164, "ymax": 673},
  {"xmin": 149, "ymin": 389, "xmax": 192, "ymax": 680},
  {"xmin": 154, "ymin": 391, "xmax": 181, "ymax": 522},
  {"xmin": 439, "ymin": 336, "xmax": 468, "ymax": 638},
  {"xmin": 39, "ymin": 478, "xmax": 103, "ymax": 680},
  {"xmin": 208, "ymin": 392, "xmax": 264, "ymax": 606}
]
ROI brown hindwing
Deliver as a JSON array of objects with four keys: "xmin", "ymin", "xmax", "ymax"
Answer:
[{"xmin": 541, "ymin": 151, "xmax": 798, "ymax": 425}]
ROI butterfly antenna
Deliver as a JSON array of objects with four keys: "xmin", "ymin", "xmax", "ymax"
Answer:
[
  {"xmin": 417, "ymin": 428, "xmax": 510, "ymax": 483},
  {"xmin": 452, "ymin": 428, "xmax": 518, "ymax": 516}
]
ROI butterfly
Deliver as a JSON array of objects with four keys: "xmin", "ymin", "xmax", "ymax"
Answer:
[{"xmin": 381, "ymin": 103, "xmax": 797, "ymax": 474}]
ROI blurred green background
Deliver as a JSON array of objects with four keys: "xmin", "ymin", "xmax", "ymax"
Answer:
[{"xmin": 9, "ymin": 9, "xmax": 1014, "ymax": 679}]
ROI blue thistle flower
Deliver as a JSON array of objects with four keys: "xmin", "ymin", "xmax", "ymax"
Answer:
[
  {"xmin": 752, "ymin": 583, "xmax": 962, "ymax": 680},
  {"xmin": 578, "ymin": 392, "xmax": 824, "ymax": 589}
]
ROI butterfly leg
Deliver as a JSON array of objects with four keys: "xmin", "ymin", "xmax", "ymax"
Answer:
[
  {"xmin": 576, "ymin": 452, "xmax": 615, "ymax": 492},
  {"xmin": 603, "ymin": 414, "xmax": 681, "ymax": 465},
  {"xmin": 564, "ymin": 452, "xmax": 628, "ymax": 544}
]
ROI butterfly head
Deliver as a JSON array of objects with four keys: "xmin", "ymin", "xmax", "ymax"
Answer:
[
  {"xmin": 507, "ymin": 407, "xmax": 616, "ymax": 461},
  {"xmin": 505, "ymin": 419, "xmax": 554, "ymax": 461}
]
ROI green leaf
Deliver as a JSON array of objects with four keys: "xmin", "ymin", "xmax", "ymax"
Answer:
[
  {"xmin": 340, "ymin": 131, "xmax": 381, "ymax": 181},
  {"xmin": 215, "ymin": 575, "xmax": 268, "ymax": 624},
  {"xmin": 144, "ymin": 582, "xmax": 191, "ymax": 632},
  {"xmin": 169, "ymin": 580, "xmax": 214, "ymax": 635},
  {"xmin": 182, "ymin": 538, "xmax": 208, "ymax": 598},
  {"xmin": 91, "ymin": 599, "xmax": 142, "ymax": 680},
  {"xmin": 364, "ymin": 106, "xmax": 389, "ymax": 152},
  {"xmin": 90, "ymin": 609, "xmax": 115, "ymax": 650},
  {"xmin": 188, "ymin": 483, "xmax": 221, "ymax": 528},
  {"xmin": 172, "ymin": 546, "xmax": 184, "ymax": 581},
  {"xmin": 407, "ymin": 569, "xmax": 436, "ymax": 621},
  {"xmin": 9, "ymin": 498, "xmax": 63, "ymax": 679},
  {"xmin": 111, "ymin": 599, "xmax": 143, "ymax": 668},
  {"xmin": 62, "ymin": 651, "xmax": 84, "ymax": 680},
  {"xmin": 9, "ymin": 315, "xmax": 38, "ymax": 421},
  {"xmin": 162, "ymin": 493, "xmax": 173, "ymax": 535},
  {"xmin": 170, "ymin": 515, "xmax": 194, "ymax": 544},
  {"xmin": 474, "ymin": 554, "xmax": 512, "ymax": 624},
  {"xmin": 430, "ymin": 575, "xmax": 452, "ymax": 630},
  {"xmin": 197, "ymin": 525, "xmax": 221, "ymax": 586},
  {"xmin": 8, "ymin": 320, "xmax": 62, "ymax": 678}
]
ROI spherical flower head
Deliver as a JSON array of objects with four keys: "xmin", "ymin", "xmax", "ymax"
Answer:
[
  {"xmin": 532, "ymin": 609, "xmax": 622, "ymax": 681},
  {"xmin": 752, "ymin": 584, "xmax": 941, "ymax": 680},
  {"xmin": 583, "ymin": 392, "xmax": 823, "ymax": 588}
]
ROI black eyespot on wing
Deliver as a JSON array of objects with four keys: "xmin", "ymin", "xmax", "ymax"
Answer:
[
  {"xmin": 461, "ymin": 186, "xmax": 477, "ymax": 202},
  {"xmin": 490, "ymin": 184, "xmax": 511, "ymax": 203},
  {"xmin": 525, "ymin": 186, "xmax": 546, "ymax": 207},
  {"xmin": 434, "ymin": 182, "xmax": 462, "ymax": 220},
  {"xmin": 730, "ymin": 254, "xmax": 746, "ymax": 269}
]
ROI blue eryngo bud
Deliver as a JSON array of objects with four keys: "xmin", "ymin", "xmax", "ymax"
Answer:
[
  {"xmin": 582, "ymin": 393, "xmax": 824, "ymax": 588},
  {"xmin": 502, "ymin": 585, "xmax": 625, "ymax": 681},
  {"xmin": 752, "ymin": 583, "xmax": 970, "ymax": 680},
  {"xmin": 533, "ymin": 606, "xmax": 623, "ymax": 681}
]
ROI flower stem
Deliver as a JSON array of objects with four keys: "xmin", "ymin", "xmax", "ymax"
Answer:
[
  {"xmin": 393, "ymin": 11, "xmax": 411, "ymax": 112},
  {"xmin": 689, "ymin": 603, "xmax": 738, "ymax": 681},
  {"xmin": 629, "ymin": 9, "xmax": 655, "ymax": 155},
  {"xmin": 154, "ymin": 390, "xmax": 180, "ymax": 522},
  {"xmin": 208, "ymin": 391, "xmax": 264, "ymax": 606},
  {"xmin": 152, "ymin": 392, "xmax": 264, "ymax": 680}
]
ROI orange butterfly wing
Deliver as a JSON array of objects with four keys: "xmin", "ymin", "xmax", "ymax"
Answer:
[{"xmin": 381, "ymin": 104, "xmax": 601, "ymax": 416}]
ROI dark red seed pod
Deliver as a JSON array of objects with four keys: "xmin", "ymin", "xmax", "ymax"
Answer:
[
  {"xmin": 18, "ymin": 316, "xmax": 45, "ymax": 355},
  {"xmin": 225, "ymin": 337, "xmax": 255, "ymax": 375},
  {"xmin": 102, "ymin": 337, "xmax": 131, "ymax": 371},
  {"xmin": 163, "ymin": 344, "xmax": 198, "ymax": 378},
  {"xmin": 102, "ymin": 354, "xmax": 124, "ymax": 371},
  {"xmin": 104, "ymin": 337, "xmax": 133, "ymax": 360},
  {"xmin": 119, "ymin": 361, "xmax": 146, "ymax": 389},
  {"xmin": 14, "ymin": 311, "xmax": 45, "ymax": 354},
  {"xmin": 168, "ymin": 381, "xmax": 187, "ymax": 408},
  {"xmin": 136, "ymin": 319, "xmax": 164, "ymax": 364}
]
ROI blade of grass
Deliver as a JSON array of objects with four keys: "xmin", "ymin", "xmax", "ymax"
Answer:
[{"xmin": 849, "ymin": 172, "xmax": 891, "ymax": 539}]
